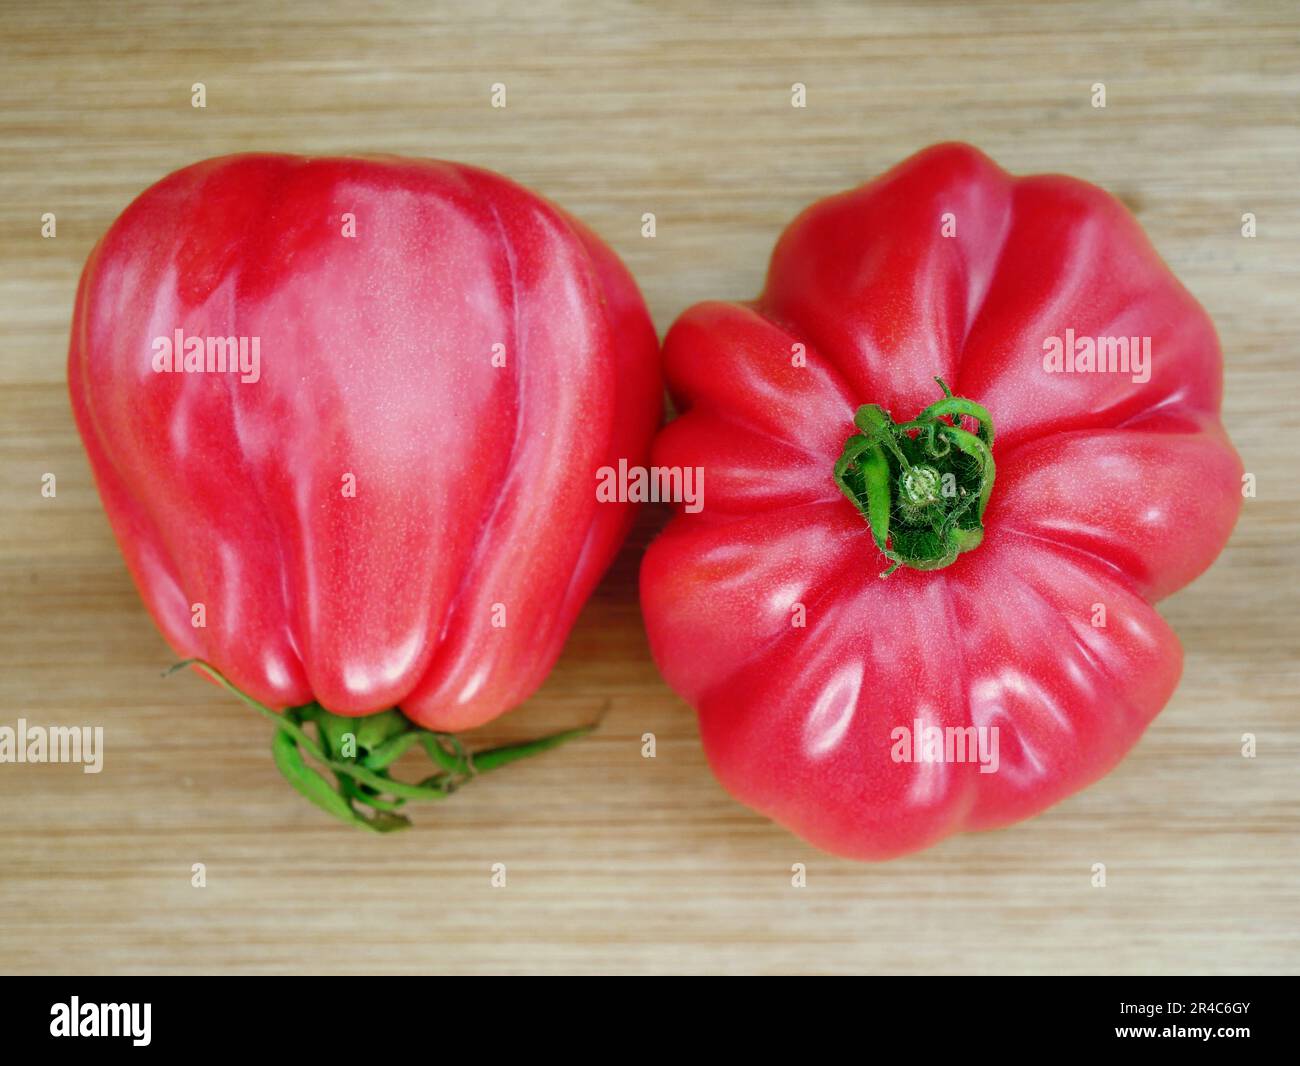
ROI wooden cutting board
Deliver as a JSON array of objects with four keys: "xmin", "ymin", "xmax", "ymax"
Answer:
[{"xmin": 1, "ymin": 0, "xmax": 1296, "ymax": 975}]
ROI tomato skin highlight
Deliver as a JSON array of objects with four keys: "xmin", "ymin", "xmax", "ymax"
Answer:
[
  {"xmin": 640, "ymin": 143, "xmax": 1242, "ymax": 860},
  {"xmin": 70, "ymin": 154, "xmax": 661, "ymax": 732}
]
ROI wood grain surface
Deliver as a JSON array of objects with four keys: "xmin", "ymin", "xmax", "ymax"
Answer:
[{"xmin": 1, "ymin": 0, "xmax": 1297, "ymax": 976}]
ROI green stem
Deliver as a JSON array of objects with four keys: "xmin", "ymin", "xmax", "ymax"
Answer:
[
  {"xmin": 165, "ymin": 659, "xmax": 598, "ymax": 831},
  {"xmin": 833, "ymin": 377, "xmax": 996, "ymax": 576}
]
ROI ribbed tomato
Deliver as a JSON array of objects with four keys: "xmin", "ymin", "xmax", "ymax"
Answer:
[
  {"xmin": 641, "ymin": 143, "xmax": 1241, "ymax": 860},
  {"xmin": 70, "ymin": 154, "xmax": 661, "ymax": 827}
]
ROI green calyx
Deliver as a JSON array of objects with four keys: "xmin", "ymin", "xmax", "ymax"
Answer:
[
  {"xmin": 833, "ymin": 378, "xmax": 995, "ymax": 578},
  {"xmin": 167, "ymin": 659, "xmax": 596, "ymax": 832}
]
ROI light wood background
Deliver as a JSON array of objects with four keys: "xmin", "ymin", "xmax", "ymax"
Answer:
[{"xmin": 1, "ymin": 0, "xmax": 1296, "ymax": 976}]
